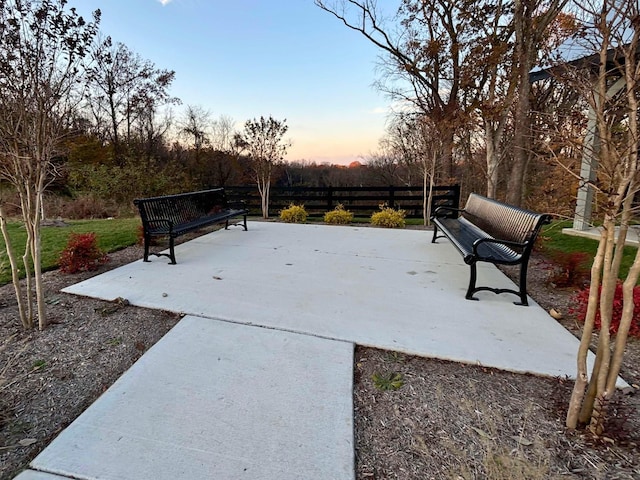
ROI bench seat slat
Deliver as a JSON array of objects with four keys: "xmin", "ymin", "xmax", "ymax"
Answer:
[
  {"xmin": 435, "ymin": 217, "xmax": 523, "ymax": 265},
  {"xmin": 146, "ymin": 209, "xmax": 249, "ymax": 236}
]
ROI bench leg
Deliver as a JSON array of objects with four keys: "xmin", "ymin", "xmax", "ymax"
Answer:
[
  {"xmin": 225, "ymin": 215, "xmax": 248, "ymax": 231},
  {"xmin": 168, "ymin": 237, "xmax": 177, "ymax": 265},
  {"xmin": 515, "ymin": 264, "xmax": 529, "ymax": 306},
  {"xmin": 465, "ymin": 263, "xmax": 479, "ymax": 301},
  {"xmin": 466, "ymin": 261, "xmax": 530, "ymax": 306},
  {"xmin": 143, "ymin": 235, "xmax": 151, "ymax": 262},
  {"xmin": 431, "ymin": 222, "xmax": 446, "ymax": 243}
]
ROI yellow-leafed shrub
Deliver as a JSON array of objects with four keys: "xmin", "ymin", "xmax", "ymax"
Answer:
[
  {"xmin": 370, "ymin": 205, "xmax": 406, "ymax": 228},
  {"xmin": 324, "ymin": 204, "xmax": 353, "ymax": 225},
  {"xmin": 279, "ymin": 204, "xmax": 308, "ymax": 223}
]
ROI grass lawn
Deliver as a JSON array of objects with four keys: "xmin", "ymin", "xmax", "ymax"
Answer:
[
  {"xmin": 540, "ymin": 220, "xmax": 638, "ymax": 280},
  {"xmin": 0, "ymin": 217, "xmax": 141, "ymax": 285}
]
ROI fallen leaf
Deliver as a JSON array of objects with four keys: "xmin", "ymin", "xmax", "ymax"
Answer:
[
  {"xmin": 412, "ymin": 434, "xmax": 430, "ymax": 455},
  {"xmin": 403, "ymin": 417, "xmax": 417, "ymax": 429},
  {"xmin": 471, "ymin": 426, "xmax": 493, "ymax": 439},
  {"xmin": 19, "ymin": 438, "xmax": 37, "ymax": 446},
  {"xmin": 511, "ymin": 435, "xmax": 533, "ymax": 446},
  {"xmin": 549, "ymin": 308, "xmax": 563, "ymax": 320}
]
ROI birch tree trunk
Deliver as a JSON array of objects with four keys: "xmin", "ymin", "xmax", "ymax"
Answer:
[
  {"xmin": 565, "ymin": 0, "xmax": 639, "ymax": 430},
  {"xmin": 485, "ymin": 122, "xmax": 502, "ymax": 199},
  {"xmin": 0, "ymin": 205, "xmax": 29, "ymax": 329}
]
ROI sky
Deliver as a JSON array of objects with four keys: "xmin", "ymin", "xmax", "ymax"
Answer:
[{"xmin": 69, "ymin": 0, "xmax": 399, "ymax": 165}]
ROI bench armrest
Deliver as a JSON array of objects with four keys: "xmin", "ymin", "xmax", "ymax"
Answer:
[
  {"xmin": 472, "ymin": 237, "xmax": 528, "ymax": 256},
  {"xmin": 432, "ymin": 206, "xmax": 464, "ymax": 218}
]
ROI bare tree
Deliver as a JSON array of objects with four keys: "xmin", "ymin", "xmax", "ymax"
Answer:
[
  {"xmin": 507, "ymin": 0, "xmax": 570, "ymax": 205},
  {"xmin": 235, "ymin": 116, "xmax": 290, "ymax": 218},
  {"xmin": 317, "ymin": 0, "xmax": 569, "ymax": 203},
  {"xmin": 179, "ymin": 104, "xmax": 211, "ymax": 155},
  {"xmin": 559, "ymin": 0, "xmax": 640, "ymax": 434},
  {"xmin": 316, "ymin": 0, "xmax": 474, "ymax": 179},
  {"xmin": 385, "ymin": 113, "xmax": 444, "ymax": 225},
  {"xmin": 85, "ymin": 38, "xmax": 177, "ymax": 163},
  {"xmin": 460, "ymin": 0, "xmax": 519, "ymax": 199},
  {"xmin": 210, "ymin": 115, "xmax": 237, "ymax": 153},
  {"xmin": 366, "ymin": 142, "xmax": 403, "ymax": 186},
  {"xmin": 207, "ymin": 115, "xmax": 240, "ymax": 186},
  {"xmin": 0, "ymin": 0, "xmax": 100, "ymax": 330}
]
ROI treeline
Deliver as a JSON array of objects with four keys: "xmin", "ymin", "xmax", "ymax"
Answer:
[{"xmin": 45, "ymin": 129, "xmax": 452, "ymax": 219}]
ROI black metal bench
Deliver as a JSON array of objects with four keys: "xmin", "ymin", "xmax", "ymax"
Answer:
[
  {"xmin": 134, "ymin": 188, "xmax": 248, "ymax": 264},
  {"xmin": 431, "ymin": 193, "xmax": 551, "ymax": 306}
]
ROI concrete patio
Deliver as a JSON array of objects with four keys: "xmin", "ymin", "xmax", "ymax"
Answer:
[{"xmin": 15, "ymin": 221, "xmax": 603, "ymax": 480}]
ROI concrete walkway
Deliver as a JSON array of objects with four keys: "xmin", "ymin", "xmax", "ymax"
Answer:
[
  {"xmin": 17, "ymin": 317, "xmax": 354, "ymax": 480},
  {"xmin": 14, "ymin": 222, "xmax": 604, "ymax": 480}
]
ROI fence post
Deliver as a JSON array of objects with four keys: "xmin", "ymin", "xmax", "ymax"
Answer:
[
  {"xmin": 451, "ymin": 185, "xmax": 460, "ymax": 210},
  {"xmin": 327, "ymin": 186, "xmax": 333, "ymax": 211},
  {"xmin": 389, "ymin": 185, "xmax": 395, "ymax": 209}
]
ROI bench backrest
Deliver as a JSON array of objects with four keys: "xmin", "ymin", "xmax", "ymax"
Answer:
[
  {"xmin": 134, "ymin": 188, "xmax": 229, "ymax": 229},
  {"xmin": 462, "ymin": 193, "xmax": 551, "ymax": 248}
]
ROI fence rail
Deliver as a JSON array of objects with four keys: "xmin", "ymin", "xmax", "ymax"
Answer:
[{"xmin": 225, "ymin": 185, "xmax": 460, "ymax": 219}]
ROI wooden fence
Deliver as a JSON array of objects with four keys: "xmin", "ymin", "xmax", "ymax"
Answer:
[{"xmin": 225, "ymin": 185, "xmax": 460, "ymax": 219}]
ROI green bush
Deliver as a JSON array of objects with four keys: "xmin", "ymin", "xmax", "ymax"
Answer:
[
  {"xmin": 371, "ymin": 205, "xmax": 406, "ymax": 228},
  {"xmin": 324, "ymin": 204, "xmax": 354, "ymax": 225},
  {"xmin": 279, "ymin": 204, "xmax": 308, "ymax": 223}
]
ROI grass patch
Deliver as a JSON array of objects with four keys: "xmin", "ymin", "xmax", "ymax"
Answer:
[
  {"xmin": 0, "ymin": 217, "xmax": 140, "ymax": 285},
  {"xmin": 539, "ymin": 221, "xmax": 638, "ymax": 280}
]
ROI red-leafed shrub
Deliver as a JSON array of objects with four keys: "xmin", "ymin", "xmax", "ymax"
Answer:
[
  {"xmin": 58, "ymin": 233, "xmax": 108, "ymax": 274},
  {"xmin": 571, "ymin": 282, "xmax": 640, "ymax": 338},
  {"xmin": 547, "ymin": 251, "xmax": 591, "ymax": 287},
  {"xmin": 136, "ymin": 225, "xmax": 145, "ymax": 245}
]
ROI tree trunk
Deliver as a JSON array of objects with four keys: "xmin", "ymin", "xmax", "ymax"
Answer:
[
  {"xmin": 0, "ymin": 206, "xmax": 30, "ymax": 329},
  {"xmin": 566, "ymin": 231, "xmax": 606, "ymax": 429},
  {"xmin": 506, "ymin": 0, "xmax": 535, "ymax": 207},
  {"xmin": 264, "ymin": 180, "xmax": 271, "ymax": 219},
  {"xmin": 422, "ymin": 163, "xmax": 428, "ymax": 226},
  {"xmin": 485, "ymin": 122, "xmax": 502, "ymax": 199},
  {"xmin": 506, "ymin": 60, "xmax": 530, "ymax": 207},
  {"xmin": 257, "ymin": 171, "xmax": 271, "ymax": 219},
  {"xmin": 34, "ymin": 183, "xmax": 46, "ymax": 330},
  {"xmin": 581, "ymin": 219, "xmax": 616, "ymax": 429},
  {"xmin": 607, "ymin": 245, "xmax": 640, "ymax": 391},
  {"xmin": 441, "ymin": 128, "xmax": 455, "ymax": 180}
]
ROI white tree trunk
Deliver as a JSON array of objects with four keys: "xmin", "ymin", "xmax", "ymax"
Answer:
[{"xmin": 0, "ymin": 206, "xmax": 30, "ymax": 329}]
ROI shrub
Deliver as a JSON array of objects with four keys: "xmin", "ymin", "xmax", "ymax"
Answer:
[
  {"xmin": 371, "ymin": 205, "xmax": 406, "ymax": 228},
  {"xmin": 571, "ymin": 282, "xmax": 640, "ymax": 338},
  {"xmin": 58, "ymin": 232, "xmax": 108, "ymax": 274},
  {"xmin": 279, "ymin": 204, "xmax": 308, "ymax": 223},
  {"xmin": 324, "ymin": 204, "xmax": 353, "ymax": 225},
  {"xmin": 546, "ymin": 251, "xmax": 590, "ymax": 288},
  {"xmin": 136, "ymin": 225, "xmax": 145, "ymax": 245}
]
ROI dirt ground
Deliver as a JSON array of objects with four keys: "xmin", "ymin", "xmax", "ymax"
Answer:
[{"xmin": 1, "ymin": 235, "xmax": 639, "ymax": 479}]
